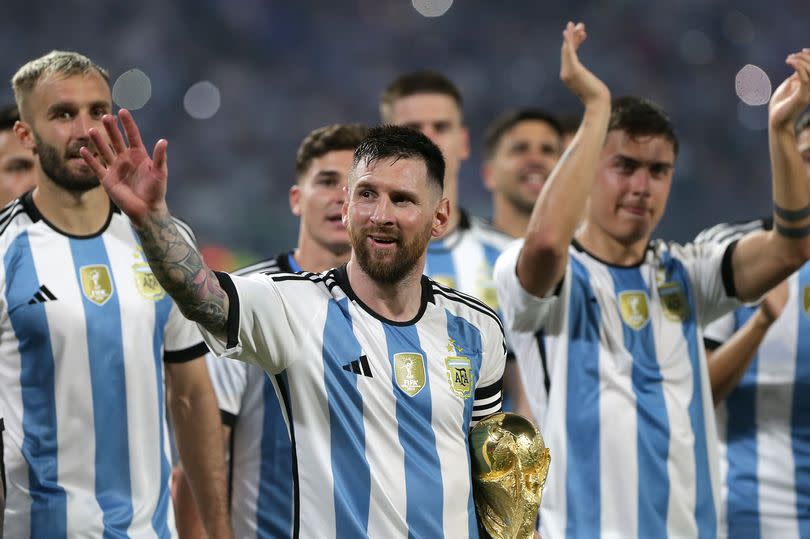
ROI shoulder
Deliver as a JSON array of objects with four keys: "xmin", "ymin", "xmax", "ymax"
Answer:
[
  {"xmin": 429, "ymin": 277, "xmax": 504, "ymax": 335},
  {"xmin": 234, "ymin": 252, "xmax": 289, "ymax": 277},
  {"xmin": 468, "ymin": 215, "xmax": 514, "ymax": 251},
  {"xmin": 0, "ymin": 198, "xmax": 31, "ymax": 239},
  {"xmin": 693, "ymin": 217, "xmax": 766, "ymax": 245}
]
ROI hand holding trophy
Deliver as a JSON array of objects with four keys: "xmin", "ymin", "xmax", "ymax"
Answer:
[{"xmin": 470, "ymin": 412, "xmax": 550, "ymax": 539}]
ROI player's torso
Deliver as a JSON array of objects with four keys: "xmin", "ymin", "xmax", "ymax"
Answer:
[
  {"xmin": 274, "ymin": 276, "xmax": 486, "ymax": 538},
  {"xmin": 717, "ymin": 265, "xmax": 810, "ymax": 538},
  {"xmin": 1, "ymin": 216, "xmax": 176, "ymax": 538}
]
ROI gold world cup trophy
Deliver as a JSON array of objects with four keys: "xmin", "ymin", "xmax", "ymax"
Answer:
[{"xmin": 470, "ymin": 412, "xmax": 551, "ymax": 539}]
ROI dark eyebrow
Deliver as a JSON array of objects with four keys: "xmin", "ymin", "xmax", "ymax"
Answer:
[
  {"xmin": 46, "ymin": 102, "xmax": 77, "ymax": 116},
  {"xmin": 314, "ymin": 170, "xmax": 341, "ymax": 179}
]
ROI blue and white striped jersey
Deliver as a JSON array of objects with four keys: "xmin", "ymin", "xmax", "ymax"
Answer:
[
  {"xmin": 701, "ymin": 218, "xmax": 810, "ymax": 539},
  {"xmin": 205, "ymin": 251, "xmax": 297, "ymax": 538},
  {"xmin": 495, "ymin": 238, "xmax": 741, "ymax": 538},
  {"xmin": 0, "ymin": 193, "xmax": 207, "ymax": 538},
  {"xmin": 200, "ymin": 264, "xmax": 506, "ymax": 538},
  {"xmin": 426, "ymin": 210, "xmax": 512, "ymax": 313}
]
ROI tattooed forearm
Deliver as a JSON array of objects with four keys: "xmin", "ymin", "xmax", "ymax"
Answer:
[{"xmin": 135, "ymin": 211, "xmax": 229, "ymax": 337}]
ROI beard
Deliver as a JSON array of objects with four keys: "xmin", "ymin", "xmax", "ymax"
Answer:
[
  {"xmin": 35, "ymin": 134, "xmax": 99, "ymax": 193},
  {"xmin": 350, "ymin": 220, "xmax": 433, "ymax": 286}
]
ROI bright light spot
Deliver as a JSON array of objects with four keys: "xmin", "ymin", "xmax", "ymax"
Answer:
[
  {"xmin": 412, "ymin": 0, "xmax": 453, "ymax": 17},
  {"xmin": 112, "ymin": 69, "xmax": 151, "ymax": 110},
  {"xmin": 184, "ymin": 81, "xmax": 221, "ymax": 120},
  {"xmin": 679, "ymin": 29, "xmax": 715, "ymax": 66},
  {"xmin": 737, "ymin": 101, "xmax": 768, "ymax": 130},
  {"xmin": 723, "ymin": 10, "xmax": 755, "ymax": 45},
  {"xmin": 735, "ymin": 64, "xmax": 771, "ymax": 106}
]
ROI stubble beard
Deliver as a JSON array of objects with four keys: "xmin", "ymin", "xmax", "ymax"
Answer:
[
  {"xmin": 350, "ymin": 221, "xmax": 433, "ymax": 286},
  {"xmin": 35, "ymin": 133, "xmax": 99, "ymax": 193}
]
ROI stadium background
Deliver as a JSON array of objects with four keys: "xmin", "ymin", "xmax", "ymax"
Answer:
[{"xmin": 1, "ymin": 0, "xmax": 807, "ymax": 267}]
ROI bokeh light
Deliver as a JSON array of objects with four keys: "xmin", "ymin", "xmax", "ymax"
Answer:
[
  {"xmin": 184, "ymin": 81, "xmax": 221, "ymax": 120},
  {"xmin": 412, "ymin": 0, "xmax": 453, "ymax": 17},
  {"xmin": 735, "ymin": 64, "xmax": 771, "ymax": 106},
  {"xmin": 112, "ymin": 69, "xmax": 152, "ymax": 110}
]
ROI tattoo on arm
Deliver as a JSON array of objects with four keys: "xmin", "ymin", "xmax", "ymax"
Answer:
[
  {"xmin": 774, "ymin": 203, "xmax": 810, "ymax": 221},
  {"xmin": 136, "ymin": 212, "xmax": 228, "ymax": 336}
]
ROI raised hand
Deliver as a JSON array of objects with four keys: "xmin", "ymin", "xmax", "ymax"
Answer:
[
  {"xmin": 769, "ymin": 49, "xmax": 810, "ymax": 130},
  {"xmin": 559, "ymin": 22, "xmax": 610, "ymax": 106},
  {"xmin": 80, "ymin": 109, "xmax": 169, "ymax": 228},
  {"xmin": 759, "ymin": 279, "xmax": 789, "ymax": 325}
]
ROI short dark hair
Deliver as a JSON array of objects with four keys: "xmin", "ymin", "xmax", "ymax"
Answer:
[
  {"xmin": 380, "ymin": 70, "xmax": 463, "ymax": 122},
  {"xmin": 797, "ymin": 111, "xmax": 810, "ymax": 136},
  {"xmin": 295, "ymin": 123, "xmax": 369, "ymax": 179},
  {"xmin": 0, "ymin": 104, "xmax": 20, "ymax": 131},
  {"xmin": 352, "ymin": 125, "xmax": 445, "ymax": 193},
  {"xmin": 483, "ymin": 108, "xmax": 562, "ymax": 159},
  {"xmin": 609, "ymin": 96, "xmax": 679, "ymax": 155}
]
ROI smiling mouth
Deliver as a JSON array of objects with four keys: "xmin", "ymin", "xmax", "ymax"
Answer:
[{"xmin": 369, "ymin": 235, "xmax": 397, "ymax": 245}]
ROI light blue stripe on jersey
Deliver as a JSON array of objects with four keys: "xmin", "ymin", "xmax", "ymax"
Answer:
[
  {"xmin": 383, "ymin": 324, "xmax": 444, "ymax": 538},
  {"xmin": 322, "ymin": 298, "xmax": 371, "ymax": 537},
  {"xmin": 69, "ymin": 238, "xmax": 134, "ymax": 538},
  {"xmin": 725, "ymin": 306, "xmax": 760, "ymax": 538},
  {"xmin": 426, "ymin": 241, "xmax": 456, "ymax": 286},
  {"xmin": 668, "ymin": 258, "xmax": 716, "ymax": 538},
  {"xmin": 608, "ymin": 266, "xmax": 670, "ymax": 537},
  {"xmin": 4, "ymin": 232, "xmax": 67, "ymax": 538},
  {"xmin": 565, "ymin": 258, "xmax": 601, "ymax": 537},
  {"xmin": 793, "ymin": 264, "xmax": 810, "ymax": 538},
  {"xmin": 150, "ymin": 293, "xmax": 173, "ymax": 539},
  {"xmin": 445, "ymin": 309, "xmax": 484, "ymax": 538},
  {"xmin": 256, "ymin": 374, "xmax": 293, "ymax": 537},
  {"xmin": 482, "ymin": 244, "xmax": 501, "ymax": 272}
]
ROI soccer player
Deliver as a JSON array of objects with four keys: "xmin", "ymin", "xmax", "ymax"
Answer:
[
  {"xmin": 494, "ymin": 23, "xmax": 810, "ymax": 538},
  {"xmin": 174, "ymin": 123, "xmax": 368, "ymax": 538},
  {"xmin": 0, "ymin": 51, "xmax": 231, "ymax": 538},
  {"xmin": 695, "ymin": 111, "xmax": 810, "ymax": 538},
  {"xmin": 83, "ymin": 119, "xmax": 507, "ymax": 537},
  {"xmin": 0, "ymin": 105, "xmax": 37, "ymax": 206}
]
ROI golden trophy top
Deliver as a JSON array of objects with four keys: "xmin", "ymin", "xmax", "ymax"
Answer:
[{"xmin": 470, "ymin": 412, "xmax": 550, "ymax": 539}]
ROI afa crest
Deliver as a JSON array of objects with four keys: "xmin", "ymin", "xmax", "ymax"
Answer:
[
  {"xmin": 394, "ymin": 353, "xmax": 426, "ymax": 397},
  {"xmin": 803, "ymin": 284, "xmax": 810, "ymax": 319},
  {"xmin": 80, "ymin": 265, "xmax": 114, "ymax": 306},
  {"xmin": 618, "ymin": 291, "xmax": 649, "ymax": 330},
  {"xmin": 133, "ymin": 262, "xmax": 166, "ymax": 301},
  {"xmin": 659, "ymin": 282, "xmax": 689, "ymax": 322},
  {"xmin": 445, "ymin": 356, "xmax": 472, "ymax": 399}
]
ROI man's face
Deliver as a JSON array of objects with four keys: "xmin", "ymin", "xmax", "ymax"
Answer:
[
  {"xmin": 290, "ymin": 149, "xmax": 354, "ymax": 255},
  {"xmin": 344, "ymin": 156, "xmax": 448, "ymax": 284},
  {"xmin": 799, "ymin": 126, "xmax": 810, "ymax": 181},
  {"xmin": 483, "ymin": 120, "xmax": 562, "ymax": 215},
  {"xmin": 586, "ymin": 130, "xmax": 675, "ymax": 246},
  {"xmin": 0, "ymin": 128, "xmax": 36, "ymax": 205},
  {"xmin": 18, "ymin": 72, "xmax": 112, "ymax": 193},
  {"xmin": 386, "ymin": 93, "xmax": 469, "ymax": 194}
]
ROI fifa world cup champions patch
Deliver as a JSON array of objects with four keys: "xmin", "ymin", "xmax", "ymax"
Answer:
[
  {"xmin": 80, "ymin": 265, "xmax": 114, "ymax": 306},
  {"xmin": 394, "ymin": 353, "xmax": 426, "ymax": 397}
]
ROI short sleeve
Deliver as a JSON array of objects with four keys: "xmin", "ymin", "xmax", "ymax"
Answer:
[
  {"xmin": 163, "ymin": 301, "xmax": 208, "ymax": 363},
  {"xmin": 703, "ymin": 311, "xmax": 736, "ymax": 349},
  {"xmin": 493, "ymin": 241, "xmax": 563, "ymax": 334},
  {"xmin": 205, "ymin": 353, "xmax": 248, "ymax": 421},
  {"xmin": 196, "ymin": 272, "xmax": 297, "ymax": 375},
  {"xmin": 471, "ymin": 317, "xmax": 507, "ymax": 425}
]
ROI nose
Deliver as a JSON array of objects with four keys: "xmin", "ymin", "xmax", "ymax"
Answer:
[
  {"xmin": 629, "ymin": 169, "xmax": 651, "ymax": 196},
  {"xmin": 73, "ymin": 111, "xmax": 96, "ymax": 140},
  {"xmin": 369, "ymin": 196, "xmax": 394, "ymax": 226}
]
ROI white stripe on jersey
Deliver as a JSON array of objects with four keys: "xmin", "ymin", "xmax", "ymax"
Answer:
[{"xmin": 198, "ymin": 265, "xmax": 506, "ymax": 538}]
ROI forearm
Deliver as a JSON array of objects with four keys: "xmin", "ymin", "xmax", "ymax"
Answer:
[
  {"xmin": 136, "ymin": 210, "xmax": 228, "ymax": 338},
  {"xmin": 708, "ymin": 309, "xmax": 773, "ymax": 405},
  {"xmin": 170, "ymin": 381, "xmax": 232, "ymax": 539},
  {"xmin": 519, "ymin": 99, "xmax": 611, "ymax": 295}
]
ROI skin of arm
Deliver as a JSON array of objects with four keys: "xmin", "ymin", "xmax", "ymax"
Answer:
[
  {"xmin": 731, "ymin": 52, "xmax": 810, "ymax": 302},
  {"xmin": 706, "ymin": 280, "xmax": 788, "ymax": 405},
  {"xmin": 516, "ymin": 22, "xmax": 612, "ymax": 298},
  {"xmin": 166, "ymin": 358, "xmax": 233, "ymax": 539},
  {"xmin": 81, "ymin": 111, "xmax": 229, "ymax": 340}
]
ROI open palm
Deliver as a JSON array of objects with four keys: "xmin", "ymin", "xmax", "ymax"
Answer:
[
  {"xmin": 769, "ymin": 50, "xmax": 810, "ymax": 129},
  {"xmin": 81, "ymin": 109, "xmax": 169, "ymax": 227}
]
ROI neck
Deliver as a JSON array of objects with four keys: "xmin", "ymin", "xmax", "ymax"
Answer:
[
  {"xmin": 32, "ymin": 180, "xmax": 111, "ymax": 236},
  {"xmin": 346, "ymin": 258, "xmax": 424, "ymax": 322},
  {"xmin": 293, "ymin": 235, "xmax": 351, "ymax": 273},
  {"xmin": 492, "ymin": 197, "xmax": 530, "ymax": 239},
  {"xmin": 575, "ymin": 221, "xmax": 649, "ymax": 266}
]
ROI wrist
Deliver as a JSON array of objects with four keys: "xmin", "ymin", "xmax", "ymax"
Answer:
[{"xmin": 753, "ymin": 307, "xmax": 776, "ymax": 329}]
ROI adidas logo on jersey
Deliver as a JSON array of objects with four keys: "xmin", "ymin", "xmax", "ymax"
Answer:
[
  {"xmin": 27, "ymin": 285, "xmax": 57, "ymax": 305},
  {"xmin": 342, "ymin": 355, "xmax": 373, "ymax": 378}
]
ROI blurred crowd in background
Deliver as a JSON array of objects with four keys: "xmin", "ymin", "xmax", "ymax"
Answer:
[{"xmin": 1, "ymin": 0, "xmax": 807, "ymax": 267}]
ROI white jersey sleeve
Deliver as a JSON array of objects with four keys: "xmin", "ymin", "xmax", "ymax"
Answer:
[
  {"xmin": 205, "ymin": 352, "xmax": 248, "ymax": 417},
  {"xmin": 493, "ymin": 240, "xmax": 564, "ymax": 334},
  {"xmin": 703, "ymin": 311, "xmax": 736, "ymax": 346},
  {"xmin": 471, "ymin": 312, "xmax": 508, "ymax": 423},
  {"xmin": 163, "ymin": 301, "xmax": 208, "ymax": 361},
  {"xmin": 198, "ymin": 272, "xmax": 298, "ymax": 374}
]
